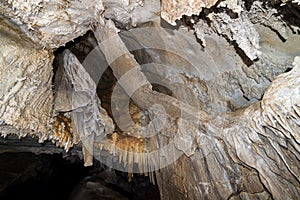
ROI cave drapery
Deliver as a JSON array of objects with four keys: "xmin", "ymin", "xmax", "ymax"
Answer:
[{"xmin": 0, "ymin": 0, "xmax": 300, "ymax": 199}]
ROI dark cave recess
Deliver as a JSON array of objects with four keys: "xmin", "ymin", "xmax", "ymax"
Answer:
[{"xmin": 0, "ymin": 151, "xmax": 160, "ymax": 200}]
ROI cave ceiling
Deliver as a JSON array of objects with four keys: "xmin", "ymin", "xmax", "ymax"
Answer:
[{"xmin": 0, "ymin": 0, "xmax": 300, "ymax": 199}]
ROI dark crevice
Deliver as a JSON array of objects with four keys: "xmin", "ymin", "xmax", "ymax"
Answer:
[
  {"xmin": 194, "ymin": 33, "xmax": 206, "ymax": 49},
  {"xmin": 245, "ymin": 0, "xmax": 256, "ymax": 11},
  {"xmin": 284, "ymin": 67, "xmax": 293, "ymax": 72},
  {"xmin": 230, "ymin": 40, "xmax": 255, "ymax": 66},
  {"xmin": 256, "ymin": 173, "xmax": 275, "ymax": 200},
  {"xmin": 267, "ymin": 2, "xmax": 300, "ymax": 29},
  {"xmin": 235, "ymin": 161, "xmax": 274, "ymax": 200},
  {"xmin": 265, "ymin": 25, "xmax": 288, "ymax": 42}
]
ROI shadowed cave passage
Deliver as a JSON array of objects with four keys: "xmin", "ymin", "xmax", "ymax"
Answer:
[
  {"xmin": 0, "ymin": 150, "xmax": 160, "ymax": 200},
  {"xmin": 0, "ymin": 152, "xmax": 88, "ymax": 200}
]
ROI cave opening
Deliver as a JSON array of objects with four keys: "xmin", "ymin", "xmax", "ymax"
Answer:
[
  {"xmin": 0, "ymin": 152, "xmax": 89, "ymax": 200},
  {"xmin": 0, "ymin": 140, "xmax": 160, "ymax": 200}
]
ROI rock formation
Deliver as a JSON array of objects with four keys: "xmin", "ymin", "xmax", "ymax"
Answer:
[{"xmin": 0, "ymin": 0, "xmax": 300, "ymax": 199}]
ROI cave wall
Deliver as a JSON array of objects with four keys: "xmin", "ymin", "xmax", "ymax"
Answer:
[
  {"xmin": 0, "ymin": 18, "xmax": 53, "ymax": 141},
  {"xmin": 0, "ymin": 0, "xmax": 300, "ymax": 199}
]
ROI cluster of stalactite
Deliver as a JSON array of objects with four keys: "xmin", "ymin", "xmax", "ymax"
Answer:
[
  {"xmin": 51, "ymin": 113, "xmax": 74, "ymax": 151},
  {"xmin": 1, "ymin": 0, "xmax": 300, "ymax": 199}
]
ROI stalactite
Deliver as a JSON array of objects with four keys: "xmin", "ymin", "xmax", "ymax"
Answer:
[{"xmin": 1, "ymin": 0, "xmax": 300, "ymax": 199}]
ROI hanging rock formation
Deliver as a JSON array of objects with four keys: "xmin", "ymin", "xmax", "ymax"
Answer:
[{"xmin": 0, "ymin": 0, "xmax": 300, "ymax": 199}]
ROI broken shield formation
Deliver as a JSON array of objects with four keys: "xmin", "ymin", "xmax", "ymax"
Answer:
[{"xmin": 0, "ymin": 0, "xmax": 300, "ymax": 199}]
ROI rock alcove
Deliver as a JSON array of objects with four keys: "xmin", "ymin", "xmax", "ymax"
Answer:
[{"xmin": 0, "ymin": 0, "xmax": 300, "ymax": 199}]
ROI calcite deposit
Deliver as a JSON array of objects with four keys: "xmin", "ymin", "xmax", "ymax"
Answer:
[{"xmin": 0, "ymin": 0, "xmax": 300, "ymax": 199}]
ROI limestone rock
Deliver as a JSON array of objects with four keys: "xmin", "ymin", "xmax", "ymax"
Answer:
[{"xmin": 161, "ymin": 0, "xmax": 219, "ymax": 25}]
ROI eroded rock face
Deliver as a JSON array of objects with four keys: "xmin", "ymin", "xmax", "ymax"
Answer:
[
  {"xmin": 0, "ymin": 0, "xmax": 104, "ymax": 48},
  {"xmin": 0, "ymin": 18, "xmax": 53, "ymax": 141}
]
